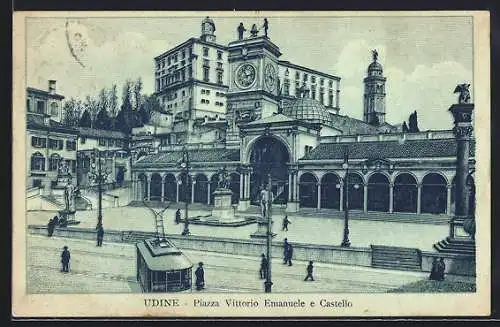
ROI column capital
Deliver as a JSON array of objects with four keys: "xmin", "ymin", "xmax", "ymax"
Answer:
[{"xmin": 447, "ymin": 183, "xmax": 453, "ymax": 189}]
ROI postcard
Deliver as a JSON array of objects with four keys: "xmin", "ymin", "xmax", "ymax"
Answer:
[{"xmin": 12, "ymin": 10, "xmax": 490, "ymax": 317}]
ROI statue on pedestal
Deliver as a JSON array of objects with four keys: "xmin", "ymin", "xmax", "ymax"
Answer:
[
  {"xmin": 217, "ymin": 166, "xmax": 231, "ymax": 189},
  {"xmin": 64, "ymin": 180, "xmax": 76, "ymax": 212},
  {"xmin": 453, "ymin": 83, "xmax": 471, "ymax": 104},
  {"xmin": 237, "ymin": 22, "xmax": 246, "ymax": 40},
  {"xmin": 260, "ymin": 185, "xmax": 274, "ymax": 218},
  {"xmin": 372, "ymin": 49, "xmax": 378, "ymax": 62},
  {"xmin": 263, "ymin": 18, "xmax": 269, "ymax": 38}
]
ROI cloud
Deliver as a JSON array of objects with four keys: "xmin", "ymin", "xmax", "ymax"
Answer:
[
  {"xmin": 335, "ymin": 40, "xmax": 473, "ymax": 131},
  {"xmin": 27, "ymin": 21, "xmax": 162, "ymax": 100}
]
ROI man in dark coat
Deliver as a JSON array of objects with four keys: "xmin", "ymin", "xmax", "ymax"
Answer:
[
  {"xmin": 175, "ymin": 209, "xmax": 181, "ymax": 224},
  {"xmin": 47, "ymin": 218, "xmax": 54, "ymax": 237},
  {"xmin": 283, "ymin": 238, "xmax": 289, "ymax": 264},
  {"xmin": 282, "ymin": 216, "xmax": 291, "ymax": 231},
  {"xmin": 429, "ymin": 257, "xmax": 439, "ymax": 280},
  {"xmin": 61, "ymin": 246, "xmax": 71, "ymax": 273},
  {"xmin": 195, "ymin": 262, "xmax": 205, "ymax": 291},
  {"xmin": 285, "ymin": 243, "xmax": 293, "ymax": 266},
  {"xmin": 304, "ymin": 260, "xmax": 314, "ymax": 281},
  {"xmin": 437, "ymin": 257, "xmax": 446, "ymax": 281},
  {"xmin": 96, "ymin": 225, "xmax": 104, "ymax": 246},
  {"xmin": 259, "ymin": 253, "xmax": 268, "ymax": 279}
]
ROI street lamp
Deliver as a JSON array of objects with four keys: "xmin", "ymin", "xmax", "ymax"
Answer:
[
  {"xmin": 264, "ymin": 173, "xmax": 273, "ymax": 293},
  {"xmin": 88, "ymin": 148, "xmax": 111, "ymax": 229},
  {"xmin": 341, "ymin": 146, "xmax": 351, "ymax": 247},
  {"xmin": 179, "ymin": 146, "xmax": 191, "ymax": 236}
]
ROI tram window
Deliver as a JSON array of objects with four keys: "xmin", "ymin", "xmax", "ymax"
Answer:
[
  {"xmin": 152, "ymin": 271, "xmax": 167, "ymax": 292},
  {"xmin": 166, "ymin": 271, "xmax": 182, "ymax": 291}
]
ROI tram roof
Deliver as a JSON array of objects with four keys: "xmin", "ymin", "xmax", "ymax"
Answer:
[
  {"xmin": 137, "ymin": 240, "xmax": 193, "ymax": 271},
  {"xmin": 301, "ymin": 138, "xmax": 475, "ymax": 160},
  {"xmin": 135, "ymin": 148, "xmax": 240, "ymax": 166}
]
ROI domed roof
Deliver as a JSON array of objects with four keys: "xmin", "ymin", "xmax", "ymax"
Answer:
[
  {"xmin": 202, "ymin": 16, "xmax": 215, "ymax": 26},
  {"xmin": 282, "ymin": 96, "xmax": 333, "ymax": 126},
  {"xmin": 368, "ymin": 61, "xmax": 383, "ymax": 71}
]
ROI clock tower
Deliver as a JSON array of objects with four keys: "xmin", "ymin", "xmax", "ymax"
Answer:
[{"xmin": 225, "ymin": 34, "xmax": 282, "ymax": 147}]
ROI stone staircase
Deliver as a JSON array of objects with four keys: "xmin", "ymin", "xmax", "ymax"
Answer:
[
  {"xmin": 371, "ymin": 245, "xmax": 422, "ymax": 272},
  {"xmin": 244, "ymin": 206, "xmax": 449, "ymax": 225},
  {"xmin": 433, "ymin": 237, "xmax": 476, "ymax": 256}
]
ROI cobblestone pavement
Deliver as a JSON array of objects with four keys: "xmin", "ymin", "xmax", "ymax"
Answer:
[
  {"xmin": 26, "ymin": 235, "xmax": 475, "ymax": 294},
  {"xmin": 27, "ymin": 207, "xmax": 449, "ymax": 251}
]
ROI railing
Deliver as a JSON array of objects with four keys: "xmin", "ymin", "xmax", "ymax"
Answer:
[
  {"xmin": 27, "ymin": 187, "xmax": 42, "ymax": 198},
  {"xmin": 158, "ymin": 143, "xmax": 227, "ymax": 152},
  {"xmin": 320, "ymin": 130, "xmax": 455, "ymax": 144}
]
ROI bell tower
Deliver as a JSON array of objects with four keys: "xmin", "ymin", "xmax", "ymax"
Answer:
[
  {"xmin": 363, "ymin": 50, "xmax": 387, "ymax": 125},
  {"xmin": 200, "ymin": 16, "xmax": 216, "ymax": 43},
  {"xmin": 224, "ymin": 27, "xmax": 282, "ymax": 148}
]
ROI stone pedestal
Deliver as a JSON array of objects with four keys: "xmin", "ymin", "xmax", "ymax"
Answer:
[
  {"xmin": 250, "ymin": 218, "xmax": 276, "ymax": 239},
  {"xmin": 207, "ymin": 188, "xmax": 238, "ymax": 223},
  {"xmin": 58, "ymin": 209, "xmax": 79, "ymax": 227}
]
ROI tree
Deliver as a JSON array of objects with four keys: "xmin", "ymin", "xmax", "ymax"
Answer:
[
  {"xmin": 62, "ymin": 97, "xmax": 82, "ymax": 127},
  {"xmin": 84, "ymin": 95, "xmax": 99, "ymax": 128},
  {"xmin": 79, "ymin": 110, "xmax": 92, "ymax": 127},
  {"xmin": 95, "ymin": 108, "xmax": 112, "ymax": 130},
  {"xmin": 133, "ymin": 78, "xmax": 143, "ymax": 111},
  {"xmin": 139, "ymin": 94, "xmax": 161, "ymax": 125},
  {"xmin": 108, "ymin": 84, "xmax": 119, "ymax": 118},
  {"xmin": 408, "ymin": 110, "xmax": 420, "ymax": 133}
]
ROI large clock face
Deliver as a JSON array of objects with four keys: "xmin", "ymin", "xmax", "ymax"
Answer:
[
  {"xmin": 235, "ymin": 63, "xmax": 257, "ymax": 89},
  {"xmin": 264, "ymin": 64, "xmax": 276, "ymax": 92}
]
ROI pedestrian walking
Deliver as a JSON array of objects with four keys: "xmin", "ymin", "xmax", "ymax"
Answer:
[
  {"xmin": 282, "ymin": 216, "xmax": 291, "ymax": 231},
  {"xmin": 304, "ymin": 260, "xmax": 314, "ymax": 281},
  {"xmin": 175, "ymin": 209, "xmax": 181, "ymax": 224},
  {"xmin": 285, "ymin": 243, "xmax": 293, "ymax": 266},
  {"xmin": 61, "ymin": 246, "xmax": 71, "ymax": 273},
  {"xmin": 437, "ymin": 257, "xmax": 446, "ymax": 281},
  {"xmin": 259, "ymin": 253, "xmax": 268, "ymax": 279},
  {"xmin": 429, "ymin": 257, "xmax": 439, "ymax": 280},
  {"xmin": 195, "ymin": 262, "xmax": 205, "ymax": 291},
  {"xmin": 96, "ymin": 225, "xmax": 104, "ymax": 246},
  {"xmin": 283, "ymin": 238, "xmax": 289, "ymax": 264},
  {"xmin": 47, "ymin": 218, "xmax": 54, "ymax": 237}
]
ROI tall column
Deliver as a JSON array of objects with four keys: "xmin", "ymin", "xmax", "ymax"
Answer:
[
  {"xmin": 449, "ymin": 100, "xmax": 475, "ymax": 239},
  {"xmin": 161, "ymin": 177, "xmax": 165, "ymax": 202},
  {"xmin": 293, "ymin": 173, "xmax": 298, "ymax": 202},
  {"xmin": 363, "ymin": 184, "xmax": 368, "ymax": 212},
  {"xmin": 417, "ymin": 183, "xmax": 422, "ymax": 214},
  {"xmin": 207, "ymin": 182, "xmax": 211, "ymax": 205},
  {"xmin": 245, "ymin": 172, "xmax": 251, "ymax": 200},
  {"xmin": 389, "ymin": 182, "xmax": 394, "ymax": 213},
  {"xmin": 316, "ymin": 182, "xmax": 321, "ymax": 210},
  {"xmin": 239, "ymin": 172, "xmax": 244, "ymax": 201},
  {"xmin": 191, "ymin": 178, "xmax": 195, "ymax": 204},
  {"xmin": 288, "ymin": 172, "xmax": 292, "ymax": 202},
  {"xmin": 339, "ymin": 181, "xmax": 344, "ymax": 211},
  {"xmin": 446, "ymin": 184, "xmax": 452, "ymax": 216},
  {"xmin": 146, "ymin": 174, "xmax": 151, "ymax": 201},
  {"xmin": 176, "ymin": 179, "xmax": 180, "ymax": 203}
]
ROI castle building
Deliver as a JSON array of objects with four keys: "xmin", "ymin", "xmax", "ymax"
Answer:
[{"xmin": 130, "ymin": 18, "xmax": 475, "ymax": 221}]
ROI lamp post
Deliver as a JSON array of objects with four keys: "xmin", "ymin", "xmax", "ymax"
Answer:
[
  {"xmin": 341, "ymin": 146, "xmax": 351, "ymax": 247},
  {"xmin": 89, "ymin": 149, "xmax": 111, "ymax": 229},
  {"xmin": 264, "ymin": 173, "xmax": 273, "ymax": 293},
  {"xmin": 179, "ymin": 146, "xmax": 191, "ymax": 236}
]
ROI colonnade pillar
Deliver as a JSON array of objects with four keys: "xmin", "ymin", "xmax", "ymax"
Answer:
[
  {"xmin": 417, "ymin": 183, "xmax": 422, "ymax": 214},
  {"xmin": 389, "ymin": 182, "xmax": 394, "ymax": 213},
  {"xmin": 316, "ymin": 182, "xmax": 321, "ymax": 210},
  {"xmin": 363, "ymin": 184, "xmax": 368, "ymax": 212},
  {"xmin": 446, "ymin": 184, "xmax": 453, "ymax": 216}
]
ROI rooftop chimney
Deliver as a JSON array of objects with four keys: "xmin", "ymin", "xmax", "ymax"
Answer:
[{"xmin": 48, "ymin": 80, "xmax": 56, "ymax": 94}]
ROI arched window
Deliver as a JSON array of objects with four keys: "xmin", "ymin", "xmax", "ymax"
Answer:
[{"xmin": 30, "ymin": 152, "xmax": 45, "ymax": 171}]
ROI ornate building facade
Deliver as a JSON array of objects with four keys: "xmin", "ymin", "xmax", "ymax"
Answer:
[{"xmin": 130, "ymin": 18, "xmax": 475, "ymax": 221}]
